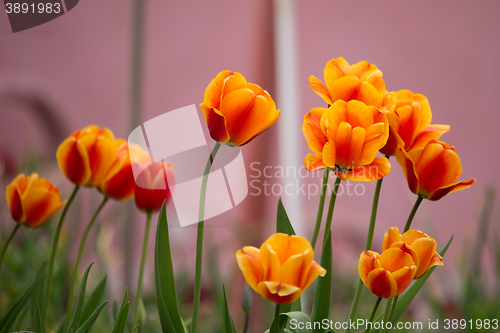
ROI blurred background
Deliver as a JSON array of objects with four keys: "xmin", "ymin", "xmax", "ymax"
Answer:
[{"xmin": 1, "ymin": 1, "xmax": 499, "ymax": 332}]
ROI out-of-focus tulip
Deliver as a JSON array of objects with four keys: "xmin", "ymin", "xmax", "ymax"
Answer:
[
  {"xmin": 379, "ymin": 90, "xmax": 450, "ymax": 156},
  {"xmin": 134, "ymin": 161, "xmax": 175, "ymax": 212},
  {"xmin": 396, "ymin": 140, "xmax": 475, "ymax": 201},
  {"xmin": 56, "ymin": 125, "xmax": 117, "ymax": 187},
  {"xmin": 200, "ymin": 70, "xmax": 280, "ymax": 146},
  {"xmin": 358, "ymin": 248, "xmax": 416, "ymax": 299},
  {"xmin": 236, "ymin": 233, "xmax": 326, "ymax": 305},
  {"xmin": 99, "ymin": 140, "xmax": 150, "ymax": 201},
  {"xmin": 383, "ymin": 227, "xmax": 443, "ymax": 279},
  {"xmin": 309, "ymin": 57, "xmax": 386, "ymax": 107},
  {"xmin": 303, "ymin": 100, "xmax": 391, "ymax": 181},
  {"xmin": 6, "ymin": 173, "xmax": 65, "ymax": 228}
]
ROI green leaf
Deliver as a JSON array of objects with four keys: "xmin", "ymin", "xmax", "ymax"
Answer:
[
  {"xmin": 112, "ymin": 289, "xmax": 130, "ymax": 333},
  {"xmin": 80, "ymin": 275, "xmax": 107, "ymax": 325},
  {"xmin": 222, "ymin": 286, "xmax": 237, "ymax": 333},
  {"xmin": 74, "ymin": 300, "xmax": 108, "ymax": 333},
  {"xmin": 390, "ymin": 235, "xmax": 454, "ymax": 324},
  {"xmin": 311, "ymin": 231, "xmax": 332, "ymax": 333},
  {"xmin": 0, "ymin": 263, "xmax": 45, "ymax": 333},
  {"xmin": 277, "ymin": 198, "xmax": 296, "ymax": 236},
  {"xmin": 30, "ymin": 264, "xmax": 46, "ymax": 333},
  {"xmin": 35, "ymin": 304, "xmax": 42, "ymax": 333},
  {"xmin": 268, "ymin": 312, "xmax": 312, "ymax": 333},
  {"xmin": 67, "ymin": 261, "xmax": 94, "ymax": 333},
  {"xmin": 154, "ymin": 200, "xmax": 186, "ymax": 333}
]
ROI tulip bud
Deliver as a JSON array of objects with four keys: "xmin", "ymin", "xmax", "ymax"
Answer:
[{"xmin": 241, "ymin": 283, "xmax": 253, "ymax": 314}]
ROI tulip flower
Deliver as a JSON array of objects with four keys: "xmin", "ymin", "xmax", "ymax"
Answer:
[
  {"xmin": 383, "ymin": 227, "xmax": 443, "ymax": 279},
  {"xmin": 99, "ymin": 140, "xmax": 150, "ymax": 201},
  {"xmin": 56, "ymin": 125, "xmax": 118, "ymax": 187},
  {"xmin": 303, "ymin": 100, "xmax": 391, "ymax": 181},
  {"xmin": 134, "ymin": 161, "xmax": 175, "ymax": 212},
  {"xmin": 200, "ymin": 70, "xmax": 280, "ymax": 146},
  {"xmin": 236, "ymin": 233, "xmax": 326, "ymax": 305},
  {"xmin": 379, "ymin": 90, "xmax": 450, "ymax": 156},
  {"xmin": 358, "ymin": 248, "xmax": 416, "ymax": 299},
  {"xmin": 309, "ymin": 57, "xmax": 386, "ymax": 107},
  {"xmin": 395, "ymin": 140, "xmax": 475, "ymax": 201},
  {"xmin": 6, "ymin": 173, "xmax": 65, "ymax": 229}
]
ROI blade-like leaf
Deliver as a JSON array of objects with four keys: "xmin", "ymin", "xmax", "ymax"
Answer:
[
  {"xmin": 277, "ymin": 198, "xmax": 296, "ymax": 236},
  {"xmin": 67, "ymin": 261, "xmax": 94, "ymax": 333},
  {"xmin": 311, "ymin": 231, "xmax": 332, "ymax": 333},
  {"xmin": 80, "ymin": 275, "xmax": 107, "ymax": 325},
  {"xmin": 154, "ymin": 200, "xmax": 186, "ymax": 333},
  {"xmin": 0, "ymin": 263, "xmax": 45, "ymax": 333},
  {"xmin": 74, "ymin": 300, "xmax": 108, "ymax": 333},
  {"xmin": 112, "ymin": 289, "xmax": 129, "ymax": 333},
  {"xmin": 267, "ymin": 312, "xmax": 312, "ymax": 333},
  {"xmin": 35, "ymin": 304, "xmax": 42, "ymax": 333},
  {"xmin": 222, "ymin": 286, "xmax": 237, "ymax": 333},
  {"xmin": 30, "ymin": 264, "xmax": 46, "ymax": 333}
]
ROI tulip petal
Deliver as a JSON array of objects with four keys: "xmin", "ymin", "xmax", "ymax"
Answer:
[
  {"xmin": 388, "ymin": 241, "xmax": 420, "ymax": 271},
  {"xmin": 203, "ymin": 70, "xmax": 233, "ymax": 109},
  {"xmin": 410, "ymin": 238, "xmax": 438, "ymax": 278},
  {"xmin": 395, "ymin": 147, "xmax": 419, "ymax": 195},
  {"xmin": 358, "ymin": 251, "xmax": 380, "ymax": 285},
  {"xmin": 409, "ymin": 124, "xmax": 450, "ymax": 153},
  {"xmin": 303, "ymin": 108, "xmax": 328, "ymax": 154},
  {"xmin": 260, "ymin": 243, "xmax": 281, "ymax": 282},
  {"xmin": 201, "ymin": 104, "xmax": 230, "ymax": 144},
  {"xmin": 366, "ymin": 268, "xmax": 398, "ymax": 299},
  {"xmin": 279, "ymin": 252, "xmax": 312, "ymax": 288},
  {"xmin": 305, "ymin": 154, "xmax": 326, "ymax": 171},
  {"xmin": 427, "ymin": 178, "xmax": 476, "ymax": 201},
  {"xmin": 382, "ymin": 227, "xmax": 402, "ymax": 251},
  {"xmin": 263, "ymin": 234, "xmax": 312, "ymax": 265},
  {"xmin": 321, "ymin": 100, "xmax": 348, "ymax": 140},
  {"xmin": 327, "ymin": 76, "xmax": 360, "ymax": 104},
  {"xmin": 324, "ymin": 58, "xmax": 352, "ymax": 86},
  {"xmin": 87, "ymin": 133, "xmax": 118, "ymax": 186},
  {"xmin": 221, "ymin": 72, "xmax": 248, "ymax": 101},
  {"xmin": 378, "ymin": 247, "xmax": 415, "ymax": 274},
  {"xmin": 309, "ymin": 76, "xmax": 332, "ymax": 105},
  {"xmin": 401, "ymin": 229, "xmax": 428, "ymax": 245},
  {"xmin": 355, "ymin": 81, "xmax": 381, "ymax": 107},
  {"xmin": 257, "ymin": 282, "xmax": 301, "ymax": 305},
  {"xmin": 337, "ymin": 156, "xmax": 390, "ymax": 182},
  {"xmin": 322, "ymin": 142, "xmax": 336, "ymax": 169},
  {"xmin": 236, "ymin": 246, "xmax": 264, "ymax": 291},
  {"xmin": 6, "ymin": 183, "xmax": 25, "ymax": 223},
  {"xmin": 263, "ymin": 281, "xmax": 300, "ymax": 297},
  {"xmin": 22, "ymin": 179, "xmax": 64, "ymax": 228},
  {"xmin": 56, "ymin": 137, "xmax": 92, "ymax": 186},
  {"xmin": 391, "ymin": 265, "xmax": 416, "ymax": 295},
  {"xmin": 334, "ymin": 122, "xmax": 353, "ymax": 168},
  {"xmin": 350, "ymin": 61, "xmax": 377, "ymax": 78}
]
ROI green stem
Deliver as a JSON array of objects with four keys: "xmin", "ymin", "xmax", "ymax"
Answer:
[
  {"xmin": 382, "ymin": 298, "xmax": 392, "ymax": 331},
  {"xmin": 322, "ymin": 176, "xmax": 342, "ymax": 244},
  {"xmin": 366, "ymin": 297, "xmax": 382, "ymax": 333},
  {"xmin": 65, "ymin": 195, "xmax": 108, "ymax": 329},
  {"xmin": 191, "ymin": 143, "xmax": 221, "ymax": 333},
  {"xmin": 242, "ymin": 313, "xmax": 250, "ymax": 333},
  {"xmin": 133, "ymin": 210, "xmax": 153, "ymax": 329},
  {"xmin": 403, "ymin": 196, "xmax": 423, "ymax": 233},
  {"xmin": 345, "ymin": 281, "xmax": 363, "ymax": 333},
  {"xmin": 310, "ymin": 169, "xmax": 330, "ymax": 250},
  {"xmin": 384, "ymin": 296, "xmax": 398, "ymax": 332},
  {"xmin": 0, "ymin": 223, "xmax": 21, "ymax": 271},
  {"xmin": 271, "ymin": 304, "xmax": 281, "ymax": 333},
  {"xmin": 42, "ymin": 185, "xmax": 80, "ymax": 326}
]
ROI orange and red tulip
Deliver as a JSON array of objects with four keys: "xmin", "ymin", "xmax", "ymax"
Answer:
[
  {"xmin": 303, "ymin": 100, "xmax": 391, "ymax": 181},
  {"xmin": 200, "ymin": 70, "xmax": 280, "ymax": 146},
  {"xmin": 134, "ymin": 161, "xmax": 175, "ymax": 212},
  {"xmin": 395, "ymin": 140, "xmax": 475, "ymax": 201},
  {"xmin": 6, "ymin": 173, "xmax": 65, "ymax": 228},
  {"xmin": 99, "ymin": 140, "xmax": 151, "ymax": 201},
  {"xmin": 56, "ymin": 125, "xmax": 117, "ymax": 187},
  {"xmin": 358, "ymin": 248, "xmax": 416, "ymax": 299},
  {"xmin": 383, "ymin": 227, "xmax": 443, "ymax": 279},
  {"xmin": 309, "ymin": 57, "xmax": 386, "ymax": 107},
  {"xmin": 236, "ymin": 233, "xmax": 326, "ymax": 305},
  {"xmin": 379, "ymin": 90, "xmax": 450, "ymax": 156}
]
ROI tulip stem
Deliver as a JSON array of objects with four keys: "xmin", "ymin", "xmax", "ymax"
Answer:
[
  {"xmin": 42, "ymin": 185, "xmax": 80, "ymax": 327},
  {"xmin": 366, "ymin": 297, "xmax": 382, "ymax": 333},
  {"xmin": 0, "ymin": 223, "xmax": 21, "ymax": 271},
  {"xmin": 271, "ymin": 304, "xmax": 281, "ymax": 333},
  {"xmin": 242, "ymin": 313, "xmax": 250, "ymax": 333},
  {"xmin": 191, "ymin": 142, "xmax": 221, "ymax": 333},
  {"xmin": 384, "ymin": 296, "xmax": 398, "ymax": 332},
  {"xmin": 65, "ymin": 195, "xmax": 109, "ymax": 329},
  {"xmin": 382, "ymin": 298, "xmax": 392, "ymax": 330},
  {"xmin": 322, "ymin": 176, "xmax": 342, "ymax": 244},
  {"xmin": 310, "ymin": 168, "xmax": 330, "ymax": 250},
  {"xmin": 345, "ymin": 281, "xmax": 363, "ymax": 333},
  {"xmin": 403, "ymin": 196, "xmax": 423, "ymax": 233},
  {"xmin": 133, "ymin": 210, "xmax": 153, "ymax": 329}
]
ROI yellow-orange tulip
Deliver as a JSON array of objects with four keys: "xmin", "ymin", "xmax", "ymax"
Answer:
[
  {"xmin": 6, "ymin": 173, "xmax": 65, "ymax": 228},
  {"xmin": 236, "ymin": 233, "xmax": 326, "ymax": 305},
  {"xmin": 309, "ymin": 57, "xmax": 385, "ymax": 107},
  {"xmin": 200, "ymin": 70, "xmax": 280, "ymax": 146},
  {"xmin": 383, "ymin": 227, "xmax": 443, "ymax": 279},
  {"xmin": 57, "ymin": 125, "xmax": 117, "ymax": 187},
  {"xmin": 396, "ymin": 140, "xmax": 475, "ymax": 201},
  {"xmin": 99, "ymin": 140, "xmax": 151, "ymax": 201},
  {"xmin": 379, "ymin": 90, "xmax": 450, "ymax": 156},
  {"xmin": 358, "ymin": 248, "xmax": 416, "ymax": 299},
  {"xmin": 303, "ymin": 100, "xmax": 391, "ymax": 181}
]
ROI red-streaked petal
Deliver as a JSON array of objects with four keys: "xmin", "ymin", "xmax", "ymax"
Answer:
[
  {"xmin": 409, "ymin": 124, "xmax": 450, "ymax": 153},
  {"xmin": 391, "ymin": 265, "xmax": 416, "ymax": 295},
  {"xmin": 338, "ymin": 156, "xmax": 391, "ymax": 182},
  {"xmin": 366, "ymin": 268, "xmax": 398, "ymax": 299},
  {"xmin": 395, "ymin": 147, "xmax": 419, "ymax": 195},
  {"xmin": 303, "ymin": 108, "xmax": 328, "ymax": 154},
  {"xmin": 236, "ymin": 246, "xmax": 264, "ymax": 291},
  {"xmin": 382, "ymin": 227, "xmax": 402, "ymax": 251},
  {"xmin": 427, "ymin": 178, "xmax": 476, "ymax": 201}
]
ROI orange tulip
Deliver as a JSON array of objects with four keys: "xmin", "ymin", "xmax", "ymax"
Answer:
[
  {"xmin": 303, "ymin": 100, "xmax": 391, "ymax": 181},
  {"xmin": 379, "ymin": 90, "xmax": 450, "ymax": 156},
  {"xmin": 395, "ymin": 140, "xmax": 475, "ymax": 201},
  {"xmin": 56, "ymin": 125, "xmax": 117, "ymax": 187},
  {"xmin": 358, "ymin": 248, "xmax": 416, "ymax": 299},
  {"xmin": 309, "ymin": 57, "xmax": 385, "ymax": 107},
  {"xmin": 200, "ymin": 70, "xmax": 280, "ymax": 146},
  {"xmin": 6, "ymin": 173, "xmax": 65, "ymax": 228},
  {"xmin": 383, "ymin": 227, "xmax": 443, "ymax": 279},
  {"xmin": 236, "ymin": 233, "xmax": 326, "ymax": 305},
  {"xmin": 99, "ymin": 140, "xmax": 150, "ymax": 201},
  {"xmin": 134, "ymin": 161, "xmax": 175, "ymax": 212}
]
